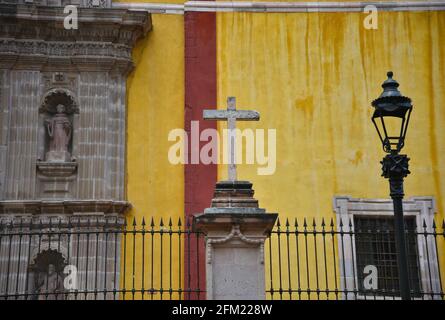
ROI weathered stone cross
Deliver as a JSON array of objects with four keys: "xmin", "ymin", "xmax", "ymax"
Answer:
[{"xmin": 203, "ymin": 97, "xmax": 260, "ymax": 181}]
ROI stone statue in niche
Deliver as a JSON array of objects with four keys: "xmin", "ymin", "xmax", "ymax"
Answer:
[
  {"xmin": 34, "ymin": 263, "xmax": 65, "ymax": 300},
  {"xmin": 45, "ymin": 104, "xmax": 72, "ymax": 162},
  {"xmin": 27, "ymin": 249, "xmax": 67, "ymax": 300}
]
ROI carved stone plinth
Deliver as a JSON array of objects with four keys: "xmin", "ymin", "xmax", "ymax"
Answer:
[
  {"xmin": 194, "ymin": 181, "xmax": 277, "ymax": 300},
  {"xmin": 36, "ymin": 161, "xmax": 77, "ymax": 198},
  {"xmin": 45, "ymin": 151, "xmax": 72, "ymax": 163}
]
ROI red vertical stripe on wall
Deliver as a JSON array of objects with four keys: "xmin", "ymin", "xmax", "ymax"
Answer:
[{"xmin": 184, "ymin": 11, "xmax": 217, "ymax": 299}]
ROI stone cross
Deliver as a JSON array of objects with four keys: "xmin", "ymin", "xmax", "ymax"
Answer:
[{"xmin": 203, "ymin": 97, "xmax": 260, "ymax": 181}]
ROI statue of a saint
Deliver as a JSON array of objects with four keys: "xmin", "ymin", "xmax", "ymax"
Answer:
[
  {"xmin": 35, "ymin": 264, "xmax": 64, "ymax": 300},
  {"xmin": 45, "ymin": 104, "xmax": 72, "ymax": 162}
]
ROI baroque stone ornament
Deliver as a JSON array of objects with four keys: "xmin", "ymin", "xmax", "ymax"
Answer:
[
  {"xmin": 40, "ymin": 88, "xmax": 79, "ymax": 115},
  {"xmin": 0, "ymin": 4, "xmax": 152, "ymax": 73},
  {"xmin": 381, "ymin": 153, "xmax": 410, "ymax": 198},
  {"xmin": 0, "ymin": 1, "xmax": 145, "ymax": 300},
  {"xmin": 0, "ymin": 0, "xmax": 112, "ymax": 9},
  {"xmin": 86, "ymin": 0, "xmax": 110, "ymax": 7}
]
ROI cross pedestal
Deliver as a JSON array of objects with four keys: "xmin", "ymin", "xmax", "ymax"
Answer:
[
  {"xmin": 194, "ymin": 181, "xmax": 277, "ymax": 300},
  {"xmin": 196, "ymin": 98, "xmax": 277, "ymax": 300}
]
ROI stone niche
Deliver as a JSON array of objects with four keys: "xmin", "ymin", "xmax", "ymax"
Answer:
[{"xmin": 36, "ymin": 86, "xmax": 79, "ymax": 199}]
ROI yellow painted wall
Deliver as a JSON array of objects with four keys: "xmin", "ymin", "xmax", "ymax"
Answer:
[
  {"xmin": 113, "ymin": 1, "xmax": 445, "ymax": 299},
  {"xmin": 117, "ymin": 0, "xmax": 185, "ymax": 299},
  {"xmin": 217, "ymin": 11, "xmax": 445, "ymax": 298}
]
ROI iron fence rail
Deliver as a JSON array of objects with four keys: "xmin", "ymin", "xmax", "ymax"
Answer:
[{"xmin": 265, "ymin": 217, "xmax": 445, "ymax": 300}]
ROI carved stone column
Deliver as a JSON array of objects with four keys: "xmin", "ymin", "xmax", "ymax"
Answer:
[{"xmin": 194, "ymin": 181, "xmax": 277, "ymax": 300}]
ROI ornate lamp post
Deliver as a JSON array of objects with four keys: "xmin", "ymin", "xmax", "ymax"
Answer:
[{"xmin": 371, "ymin": 71, "xmax": 413, "ymax": 300}]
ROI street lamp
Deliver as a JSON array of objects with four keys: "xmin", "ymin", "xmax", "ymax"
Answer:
[{"xmin": 371, "ymin": 71, "xmax": 412, "ymax": 300}]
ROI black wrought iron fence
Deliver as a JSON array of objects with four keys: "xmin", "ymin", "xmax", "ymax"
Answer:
[
  {"xmin": 0, "ymin": 216, "xmax": 204, "ymax": 300},
  {"xmin": 1, "ymin": 215, "xmax": 444, "ymax": 300},
  {"xmin": 265, "ymin": 217, "xmax": 445, "ymax": 300}
]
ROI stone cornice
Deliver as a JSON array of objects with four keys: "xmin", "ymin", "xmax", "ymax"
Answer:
[
  {"xmin": 0, "ymin": 6, "xmax": 150, "ymax": 31},
  {"xmin": 0, "ymin": 4, "xmax": 152, "ymax": 73},
  {"xmin": 0, "ymin": 199, "xmax": 131, "ymax": 215}
]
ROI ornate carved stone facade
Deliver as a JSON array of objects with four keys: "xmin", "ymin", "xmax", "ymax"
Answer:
[
  {"xmin": 0, "ymin": 1, "xmax": 151, "ymax": 298},
  {"xmin": 0, "ymin": 0, "xmax": 113, "ymax": 9}
]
